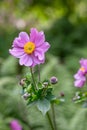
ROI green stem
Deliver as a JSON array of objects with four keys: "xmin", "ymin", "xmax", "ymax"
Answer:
[
  {"xmin": 38, "ymin": 65, "xmax": 41, "ymax": 82},
  {"xmin": 46, "ymin": 112, "xmax": 54, "ymax": 130},
  {"xmin": 30, "ymin": 67, "xmax": 38, "ymax": 91},
  {"xmin": 51, "ymin": 103, "xmax": 57, "ymax": 130}
]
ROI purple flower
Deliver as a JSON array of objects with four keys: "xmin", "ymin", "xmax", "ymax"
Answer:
[
  {"xmin": 74, "ymin": 58, "xmax": 87, "ymax": 88},
  {"xmin": 10, "ymin": 120, "xmax": 22, "ymax": 130},
  {"xmin": 9, "ymin": 28, "xmax": 50, "ymax": 67}
]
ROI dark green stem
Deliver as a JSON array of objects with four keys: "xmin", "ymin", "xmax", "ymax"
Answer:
[
  {"xmin": 30, "ymin": 67, "xmax": 38, "ymax": 91},
  {"xmin": 46, "ymin": 112, "xmax": 54, "ymax": 130},
  {"xmin": 51, "ymin": 103, "xmax": 57, "ymax": 130}
]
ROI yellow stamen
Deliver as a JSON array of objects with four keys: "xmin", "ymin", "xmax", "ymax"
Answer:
[
  {"xmin": 24, "ymin": 42, "xmax": 35, "ymax": 54},
  {"xmin": 80, "ymin": 67, "xmax": 85, "ymax": 72}
]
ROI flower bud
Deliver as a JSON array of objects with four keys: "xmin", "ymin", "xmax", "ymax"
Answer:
[
  {"xmin": 60, "ymin": 92, "xmax": 65, "ymax": 97},
  {"xmin": 19, "ymin": 78, "xmax": 26, "ymax": 86},
  {"xmin": 50, "ymin": 76, "xmax": 58, "ymax": 84},
  {"xmin": 43, "ymin": 82, "xmax": 49, "ymax": 87},
  {"xmin": 23, "ymin": 93, "xmax": 30, "ymax": 100}
]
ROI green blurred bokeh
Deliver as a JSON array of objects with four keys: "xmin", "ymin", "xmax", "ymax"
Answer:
[{"xmin": 0, "ymin": 0, "xmax": 87, "ymax": 130}]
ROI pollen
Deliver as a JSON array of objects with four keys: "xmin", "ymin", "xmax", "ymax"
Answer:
[
  {"xmin": 24, "ymin": 42, "xmax": 35, "ymax": 54},
  {"xmin": 80, "ymin": 67, "xmax": 85, "ymax": 72}
]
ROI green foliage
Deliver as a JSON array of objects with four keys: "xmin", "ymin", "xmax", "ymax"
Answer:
[
  {"xmin": 0, "ymin": 29, "xmax": 18, "ymax": 58},
  {"xmin": 0, "ymin": 115, "xmax": 10, "ymax": 130},
  {"xmin": 1, "ymin": 56, "xmax": 18, "ymax": 76},
  {"xmin": 70, "ymin": 109, "xmax": 87, "ymax": 130},
  {"xmin": 73, "ymin": 91, "xmax": 87, "ymax": 104},
  {"xmin": 46, "ymin": 18, "xmax": 87, "ymax": 62},
  {"xmin": 20, "ymin": 71, "xmax": 61, "ymax": 115}
]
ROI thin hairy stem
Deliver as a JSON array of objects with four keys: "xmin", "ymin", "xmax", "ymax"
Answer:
[
  {"xmin": 38, "ymin": 65, "xmax": 41, "ymax": 82},
  {"xmin": 46, "ymin": 112, "xmax": 54, "ymax": 130},
  {"xmin": 30, "ymin": 67, "xmax": 38, "ymax": 91},
  {"xmin": 51, "ymin": 104, "xmax": 57, "ymax": 130}
]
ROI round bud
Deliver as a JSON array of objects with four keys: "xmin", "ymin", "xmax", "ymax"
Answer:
[
  {"xmin": 60, "ymin": 92, "xmax": 65, "ymax": 97},
  {"xmin": 23, "ymin": 93, "xmax": 30, "ymax": 100},
  {"xmin": 43, "ymin": 82, "xmax": 49, "ymax": 87},
  {"xmin": 19, "ymin": 78, "xmax": 26, "ymax": 86},
  {"xmin": 50, "ymin": 76, "xmax": 58, "ymax": 84}
]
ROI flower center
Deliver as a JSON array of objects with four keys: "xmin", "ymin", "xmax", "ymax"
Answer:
[
  {"xmin": 24, "ymin": 42, "xmax": 35, "ymax": 54},
  {"xmin": 80, "ymin": 67, "xmax": 85, "ymax": 72}
]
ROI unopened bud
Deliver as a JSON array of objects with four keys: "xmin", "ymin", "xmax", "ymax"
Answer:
[
  {"xmin": 23, "ymin": 93, "xmax": 30, "ymax": 100},
  {"xmin": 60, "ymin": 92, "xmax": 65, "ymax": 97},
  {"xmin": 50, "ymin": 76, "xmax": 58, "ymax": 84},
  {"xmin": 43, "ymin": 82, "xmax": 49, "ymax": 87},
  {"xmin": 19, "ymin": 78, "xmax": 26, "ymax": 86}
]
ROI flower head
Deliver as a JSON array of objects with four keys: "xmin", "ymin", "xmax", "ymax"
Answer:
[
  {"xmin": 74, "ymin": 58, "xmax": 87, "ymax": 88},
  {"xmin": 9, "ymin": 28, "xmax": 50, "ymax": 67},
  {"xmin": 10, "ymin": 120, "xmax": 22, "ymax": 130}
]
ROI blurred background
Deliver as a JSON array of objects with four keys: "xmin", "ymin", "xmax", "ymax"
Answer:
[{"xmin": 0, "ymin": 0, "xmax": 87, "ymax": 130}]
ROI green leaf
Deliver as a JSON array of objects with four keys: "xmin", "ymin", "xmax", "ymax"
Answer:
[
  {"xmin": 36, "ymin": 98, "xmax": 51, "ymax": 115},
  {"xmin": 37, "ymin": 82, "xmax": 43, "ymax": 88},
  {"xmin": 52, "ymin": 99, "xmax": 60, "ymax": 104},
  {"xmin": 46, "ymin": 94, "xmax": 56, "ymax": 101},
  {"xmin": 25, "ymin": 72, "xmax": 31, "ymax": 81}
]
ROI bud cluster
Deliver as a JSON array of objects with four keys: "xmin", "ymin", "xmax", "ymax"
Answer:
[{"xmin": 19, "ymin": 74, "xmax": 61, "ymax": 106}]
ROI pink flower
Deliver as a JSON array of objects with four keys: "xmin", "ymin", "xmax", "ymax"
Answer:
[
  {"xmin": 74, "ymin": 58, "xmax": 87, "ymax": 88},
  {"xmin": 10, "ymin": 120, "xmax": 22, "ymax": 130},
  {"xmin": 74, "ymin": 73, "xmax": 86, "ymax": 87},
  {"xmin": 9, "ymin": 28, "xmax": 50, "ymax": 67}
]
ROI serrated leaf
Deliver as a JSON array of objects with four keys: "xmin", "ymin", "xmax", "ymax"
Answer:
[{"xmin": 36, "ymin": 98, "xmax": 50, "ymax": 115}]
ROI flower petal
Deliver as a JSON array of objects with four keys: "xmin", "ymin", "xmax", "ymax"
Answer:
[
  {"xmin": 30, "ymin": 28, "xmax": 38, "ymax": 42},
  {"xmin": 74, "ymin": 75, "xmax": 86, "ymax": 87},
  {"xmin": 74, "ymin": 79, "xmax": 85, "ymax": 88},
  {"xmin": 39, "ymin": 42, "xmax": 50, "ymax": 52},
  {"xmin": 34, "ymin": 50, "xmax": 45, "ymax": 60},
  {"xmin": 30, "ymin": 54, "xmax": 45, "ymax": 67},
  {"xmin": 35, "ymin": 31, "xmax": 45, "ymax": 47},
  {"xmin": 9, "ymin": 48, "xmax": 24, "ymax": 58},
  {"xmin": 19, "ymin": 54, "xmax": 33, "ymax": 66},
  {"xmin": 13, "ymin": 32, "xmax": 29, "ymax": 48},
  {"xmin": 80, "ymin": 58, "xmax": 87, "ymax": 71},
  {"xmin": 30, "ymin": 28, "xmax": 45, "ymax": 47}
]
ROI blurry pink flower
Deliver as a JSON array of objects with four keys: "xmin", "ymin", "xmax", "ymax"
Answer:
[
  {"xmin": 74, "ymin": 58, "xmax": 87, "ymax": 87},
  {"xmin": 9, "ymin": 28, "xmax": 50, "ymax": 67},
  {"xmin": 10, "ymin": 120, "xmax": 22, "ymax": 130}
]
